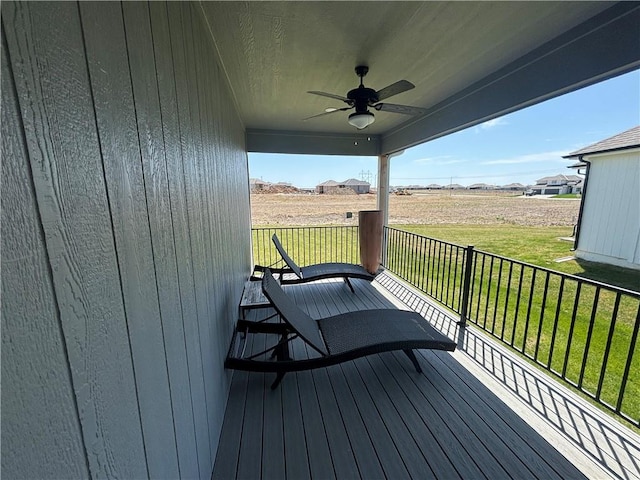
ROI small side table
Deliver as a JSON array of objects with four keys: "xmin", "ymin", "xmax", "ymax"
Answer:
[{"xmin": 239, "ymin": 279, "xmax": 271, "ymax": 320}]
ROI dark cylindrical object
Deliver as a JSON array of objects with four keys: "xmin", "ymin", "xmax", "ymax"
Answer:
[{"xmin": 359, "ymin": 210, "xmax": 383, "ymax": 274}]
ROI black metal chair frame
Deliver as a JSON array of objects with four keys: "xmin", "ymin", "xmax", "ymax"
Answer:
[
  {"xmin": 225, "ymin": 269, "xmax": 457, "ymax": 389},
  {"xmin": 252, "ymin": 234, "xmax": 377, "ymax": 293}
]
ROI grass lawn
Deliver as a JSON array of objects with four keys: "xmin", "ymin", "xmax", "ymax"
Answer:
[{"xmin": 396, "ymin": 224, "xmax": 639, "ymax": 292}]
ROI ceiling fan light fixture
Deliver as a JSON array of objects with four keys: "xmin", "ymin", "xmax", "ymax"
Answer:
[{"xmin": 348, "ymin": 111, "xmax": 375, "ymax": 129}]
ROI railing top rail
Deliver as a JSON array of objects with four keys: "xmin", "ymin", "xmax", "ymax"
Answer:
[
  {"xmin": 383, "ymin": 226, "xmax": 640, "ymax": 299},
  {"xmin": 253, "ymin": 225, "xmax": 359, "ymax": 230}
]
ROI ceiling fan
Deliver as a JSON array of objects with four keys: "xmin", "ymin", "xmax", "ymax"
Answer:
[{"xmin": 305, "ymin": 65, "xmax": 426, "ymax": 129}]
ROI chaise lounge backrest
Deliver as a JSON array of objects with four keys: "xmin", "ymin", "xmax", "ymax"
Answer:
[
  {"xmin": 271, "ymin": 234, "xmax": 303, "ymax": 278},
  {"xmin": 262, "ymin": 269, "xmax": 328, "ymax": 355}
]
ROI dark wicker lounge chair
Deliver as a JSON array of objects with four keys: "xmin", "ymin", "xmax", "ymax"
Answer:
[
  {"xmin": 253, "ymin": 234, "xmax": 376, "ymax": 293},
  {"xmin": 225, "ymin": 269, "xmax": 457, "ymax": 389}
]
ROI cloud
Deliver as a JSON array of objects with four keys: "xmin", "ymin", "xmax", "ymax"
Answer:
[
  {"xmin": 481, "ymin": 150, "xmax": 569, "ymax": 165},
  {"xmin": 474, "ymin": 117, "xmax": 508, "ymax": 132},
  {"xmin": 413, "ymin": 155, "xmax": 463, "ymax": 166}
]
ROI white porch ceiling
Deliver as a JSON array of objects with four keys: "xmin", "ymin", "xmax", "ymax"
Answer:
[{"xmin": 200, "ymin": 1, "xmax": 640, "ymax": 155}]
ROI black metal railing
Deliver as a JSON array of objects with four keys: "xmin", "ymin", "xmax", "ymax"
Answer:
[
  {"xmin": 384, "ymin": 226, "xmax": 639, "ymax": 427},
  {"xmin": 252, "ymin": 226, "xmax": 360, "ymax": 268},
  {"xmin": 251, "ymin": 225, "xmax": 639, "ymax": 426}
]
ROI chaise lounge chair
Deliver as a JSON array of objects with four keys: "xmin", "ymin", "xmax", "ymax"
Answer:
[
  {"xmin": 225, "ymin": 269, "xmax": 457, "ymax": 389},
  {"xmin": 253, "ymin": 234, "xmax": 376, "ymax": 293}
]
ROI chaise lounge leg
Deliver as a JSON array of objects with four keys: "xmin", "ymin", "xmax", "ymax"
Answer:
[
  {"xmin": 271, "ymin": 372, "xmax": 287, "ymax": 390},
  {"xmin": 344, "ymin": 277, "xmax": 355, "ymax": 293},
  {"xmin": 403, "ymin": 349, "xmax": 422, "ymax": 373}
]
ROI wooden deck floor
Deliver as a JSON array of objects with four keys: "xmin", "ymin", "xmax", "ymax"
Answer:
[{"xmin": 213, "ymin": 273, "xmax": 640, "ymax": 480}]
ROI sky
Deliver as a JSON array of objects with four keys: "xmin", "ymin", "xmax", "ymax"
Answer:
[{"xmin": 249, "ymin": 70, "xmax": 639, "ymax": 188}]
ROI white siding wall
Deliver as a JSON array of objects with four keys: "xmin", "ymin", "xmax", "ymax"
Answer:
[
  {"xmin": 576, "ymin": 150, "xmax": 640, "ymax": 270},
  {"xmin": 1, "ymin": 2, "xmax": 251, "ymax": 478}
]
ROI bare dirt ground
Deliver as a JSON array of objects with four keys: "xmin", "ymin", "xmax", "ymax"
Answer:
[{"xmin": 250, "ymin": 191, "xmax": 581, "ymax": 227}]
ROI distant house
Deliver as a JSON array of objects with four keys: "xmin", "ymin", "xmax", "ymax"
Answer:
[
  {"xmin": 530, "ymin": 174, "xmax": 582, "ymax": 195},
  {"xmin": 500, "ymin": 183, "xmax": 526, "ymax": 191},
  {"xmin": 340, "ymin": 178, "xmax": 370, "ymax": 194},
  {"xmin": 316, "ymin": 178, "xmax": 370, "ymax": 194},
  {"xmin": 316, "ymin": 179, "xmax": 339, "ymax": 194},
  {"xmin": 467, "ymin": 183, "xmax": 495, "ymax": 190},
  {"xmin": 425, "ymin": 184, "xmax": 442, "ymax": 190},
  {"xmin": 444, "ymin": 183, "xmax": 465, "ymax": 190},
  {"xmin": 564, "ymin": 125, "xmax": 640, "ymax": 270},
  {"xmin": 249, "ymin": 178, "xmax": 270, "ymax": 192}
]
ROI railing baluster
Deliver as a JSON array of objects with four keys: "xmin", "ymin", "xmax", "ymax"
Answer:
[
  {"xmin": 547, "ymin": 277, "xmax": 565, "ymax": 371},
  {"xmin": 522, "ymin": 268, "xmax": 537, "ymax": 356},
  {"xmin": 562, "ymin": 283, "xmax": 582, "ymax": 380},
  {"xmin": 511, "ymin": 266, "xmax": 525, "ymax": 348},
  {"xmin": 500, "ymin": 261, "xmax": 513, "ymax": 341},
  {"xmin": 483, "ymin": 256, "xmax": 495, "ymax": 330},
  {"xmin": 491, "ymin": 259, "xmax": 503, "ymax": 335},
  {"xmin": 616, "ymin": 303, "xmax": 639, "ymax": 424},
  {"xmin": 596, "ymin": 292, "xmax": 621, "ymax": 402},
  {"xmin": 578, "ymin": 287, "xmax": 601, "ymax": 391},
  {"xmin": 534, "ymin": 272, "xmax": 551, "ymax": 363},
  {"xmin": 474, "ymin": 254, "xmax": 486, "ymax": 324},
  {"xmin": 452, "ymin": 246, "xmax": 460, "ymax": 311}
]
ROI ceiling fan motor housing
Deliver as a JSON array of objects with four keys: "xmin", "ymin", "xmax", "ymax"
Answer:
[{"xmin": 347, "ymin": 86, "xmax": 378, "ymax": 112}]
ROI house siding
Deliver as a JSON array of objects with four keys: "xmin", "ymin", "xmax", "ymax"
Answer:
[
  {"xmin": 576, "ymin": 150, "xmax": 640, "ymax": 269},
  {"xmin": 1, "ymin": 2, "xmax": 251, "ymax": 479}
]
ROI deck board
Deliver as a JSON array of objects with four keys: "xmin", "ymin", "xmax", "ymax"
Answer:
[{"xmin": 215, "ymin": 273, "xmax": 640, "ymax": 480}]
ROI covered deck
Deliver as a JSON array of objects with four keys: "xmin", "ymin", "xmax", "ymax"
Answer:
[{"xmin": 214, "ymin": 273, "xmax": 640, "ymax": 479}]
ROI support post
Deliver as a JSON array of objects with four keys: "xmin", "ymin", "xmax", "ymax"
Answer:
[
  {"xmin": 458, "ymin": 245, "xmax": 475, "ymax": 327},
  {"xmin": 377, "ymin": 150, "xmax": 403, "ymax": 266},
  {"xmin": 377, "ymin": 154, "xmax": 390, "ymax": 228},
  {"xmin": 377, "ymin": 154, "xmax": 390, "ymax": 266}
]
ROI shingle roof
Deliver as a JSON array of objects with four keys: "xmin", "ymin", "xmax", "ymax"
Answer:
[
  {"xmin": 536, "ymin": 174, "xmax": 582, "ymax": 184},
  {"xmin": 564, "ymin": 126, "xmax": 640, "ymax": 158},
  {"xmin": 317, "ymin": 180, "xmax": 339, "ymax": 186},
  {"xmin": 341, "ymin": 178, "xmax": 370, "ymax": 186}
]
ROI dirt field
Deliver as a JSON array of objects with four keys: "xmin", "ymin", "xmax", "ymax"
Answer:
[{"xmin": 250, "ymin": 191, "xmax": 581, "ymax": 227}]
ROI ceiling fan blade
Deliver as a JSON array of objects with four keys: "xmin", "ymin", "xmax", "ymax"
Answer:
[
  {"xmin": 303, "ymin": 106, "xmax": 352, "ymax": 121},
  {"xmin": 374, "ymin": 103, "xmax": 427, "ymax": 115},
  {"xmin": 375, "ymin": 80, "xmax": 415, "ymax": 101},
  {"xmin": 307, "ymin": 90, "xmax": 350, "ymax": 102}
]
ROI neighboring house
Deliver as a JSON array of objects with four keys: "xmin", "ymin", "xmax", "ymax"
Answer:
[
  {"xmin": 340, "ymin": 178, "xmax": 370, "ymax": 194},
  {"xmin": 249, "ymin": 178, "xmax": 270, "ymax": 192},
  {"xmin": 315, "ymin": 179, "xmax": 339, "ymax": 194},
  {"xmin": 564, "ymin": 125, "xmax": 640, "ymax": 270},
  {"xmin": 316, "ymin": 178, "xmax": 370, "ymax": 194},
  {"xmin": 530, "ymin": 174, "xmax": 582, "ymax": 195},
  {"xmin": 500, "ymin": 183, "xmax": 526, "ymax": 191},
  {"xmin": 468, "ymin": 183, "xmax": 495, "ymax": 190}
]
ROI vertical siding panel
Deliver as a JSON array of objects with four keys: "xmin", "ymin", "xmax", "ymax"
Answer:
[
  {"xmin": 1, "ymin": 33, "xmax": 89, "ymax": 479},
  {"xmin": 172, "ymin": 2, "xmax": 218, "ymax": 470},
  {"xmin": 578, "ymin": 154, "xmax": 640, "ymax": 266},
  {"xmin": 191, "ymin": 7, "xmax": 229, "ymax": 410},
  {"xmin": 194, "ymin": 9, "xmax": 254, "ymax": 460},
  {"xmin": 122, "ymin": 2, "xmax": 200, "ymax": 478},
  {"xmin": 80, "ymin": 3, "xmax": 180, "ymax": 477},
  {"xmin": 187, "ymin": 4, "xmax": 223, "ymax": 452},
  {"xmin": 165, "ymin": 2, "xmax": 213, "ymax": 475},
  {"xmin": 2, "ymin": 2, "xmax": 148, "ymax": 477}
]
